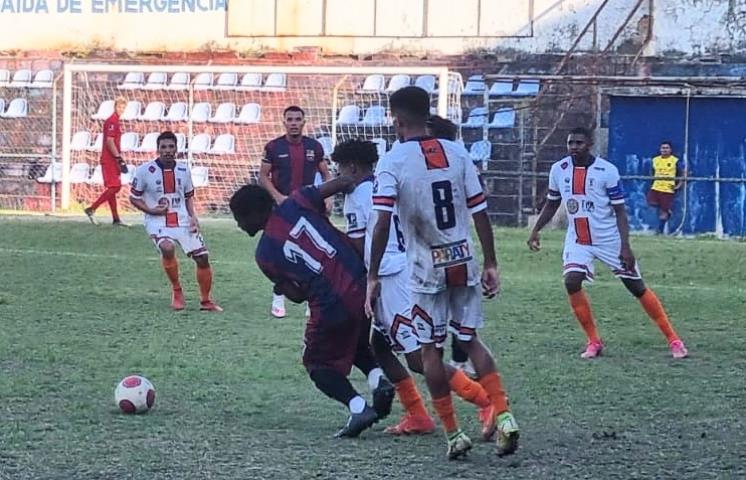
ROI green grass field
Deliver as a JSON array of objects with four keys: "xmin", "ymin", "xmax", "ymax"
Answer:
[{"xmin": 1, "ymin": 216, "xmax": 745, "ymax": 479}]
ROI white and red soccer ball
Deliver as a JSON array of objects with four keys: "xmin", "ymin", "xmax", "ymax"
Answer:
[{"xmin": 115, "ymin": 375, "xmax": 156, "ymax": 414}]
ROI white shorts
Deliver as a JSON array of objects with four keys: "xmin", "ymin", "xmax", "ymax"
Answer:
[
  {"xmin": 147, "ymin": 225, "xmax": 208, "ymax": 257},
  {"xmin": 562, "ymin": 239, "xmax": 641, "ymax": 282},
  {"xmin": 411, "ymin": 285, "xmax": 484, "ymax": 344},
  {"xmin": 374, "ymin": 270, "xmax": 420, "ymax": 354}
]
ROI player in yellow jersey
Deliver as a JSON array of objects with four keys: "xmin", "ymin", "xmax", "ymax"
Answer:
[{"xmin": 646, "ymin": 141, "xmax": 685, "ymax": 234}]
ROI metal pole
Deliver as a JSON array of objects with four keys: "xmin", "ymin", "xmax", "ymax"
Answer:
[
  {"xmin": 437, "ymin": 69, "xmax": 450, "ymax": 118},
  {"xmin": 50, "ymin": 75, "xmax": 59, "ymax": 213},
  {"xmin": 61, "ymin": 65, "xmax": 73, "ymax": 210},
  {"xmin": 187, "ymin": 83, "xmax": 194, "ymax": 167}
]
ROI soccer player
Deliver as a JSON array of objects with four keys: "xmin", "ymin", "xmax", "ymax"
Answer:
[
  {"xmin": 85, "ymin": 96, "xmax": 128, "ymax": 226},
  {"xmin": 129, "ymin": 131, "xmax": 222, "ymax": 312},
  {"xmin": 647, "ymin": 141, "xmax": 685, "ymax": 235},
  {"xmin": 333, "ymin": 139, "xmax": 496, "ymax": 439},
  {"xmin": 229, "ymin": 180, "xmax": 394, "ymax": 438},
  {"xmin": 259, "ymin": 105, "xmax": 332, "ymax": 318},
  {"xmin": 365, "ymin": 86, "xmax": 520, "ymax": 459},
  {"xmin": 527, "ymin": 127, "xmax": 688, "ymax": 359}
]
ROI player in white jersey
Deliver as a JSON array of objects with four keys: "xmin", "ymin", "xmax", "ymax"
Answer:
[
  {"xmin": 527, "ymin": 127, "xmax": 687, "ymax": 359},
  {"xmin": 365, "ymin": 87, "xmax": 519, "ymax": 460},
  {"xmin": 130, "ymin": 131, "xmax": 222, "ymax": 312}
]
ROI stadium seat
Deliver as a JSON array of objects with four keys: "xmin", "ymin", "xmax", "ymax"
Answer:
[
  {"xmin": 175, "ymin": 133, "xmax": 186, "ymax": 152},
  {"xmin": 336, "ymin": 105, "xmax": 360, "ymax": 125},
  {"xmin": 9, "ymin": 69, "xmax": 32, "ymax": 88},
  {"xmin": 68, "ymin": 162, "xmax": 90, "ymax": 184},
  {"xmin": 371, "ymin": 137, "xmax": 387, "ymax": 157},
  {"xmin": 489, "ymin": 81, "xmax": 514, "ymax": 96},
  {"xmin": 193, "ymin": 72, "xmax": 214, "ymax": 90},
  {"xmin": 70, "ymin": 131, "xmax": 91, "ymax": 151},
  {"xmin": 167, "ymin": 72, "xmax": 190, "ymax": 90},
  {"xmin": 91, "ymin": 100, "xmax": 114, "ymax": 120},
  {"xmin": 415, "ymin": 75, "xmax": 436, "ymax": 93},
  {"xmin": 0, "ymin": 99, "xmax": 4, "ymax": 115},
  {"xmin": 1, "ymin": 98, "xmax": 28, "ymax": 118},
  {"xmin": 136, "ymin": 132, "xmax": 159, "ymax": 152},
  {"xmin": 208, "ymin": 134, "xmax": 235, "ymax": 155},
  {"xmin": 190, "ymin": 102, "xmax": 211, "ymax": 123},
  {"xmin": 235, "ymin": 103, "xmax": 261, "ymax": 124},
  {"xmin": 316, "ymin": 136, "xmax": 333, "ymax": 157},
  {"xmin": 462, "ymin": 107, "xmax": 489, "ymax": 128},
  {"xmin": 361, "ymin": 105, "xmax": 387, "ymax": 126},
  {"xmin": 209, "ymin": 102, "xmax": 236, "ymax": 123},
  {"xmin": 448, "ymin": 106, "xmax": 463, "ymax": 125},
  {"xmin": 360, "ymin": 74, "xmax": 385, "ymax": 93},
  {"xmin": 489, "ymin": 107, "xmax": 516, "ymax": 128},
  {"xmin": 120, "ymin": 101, "xmax": 141, "ymax": 121},
  {"xmin": 386, "ymin": 75, "xmax": 410, "ymax": 93},
  {"xmin": 191, "ymin": 166, "xmax": 209, "ymax": 187},
  {"xmin": 0, "ymin": 69, "xmax": 9, "ymax": 87},
  {"xmin": 469, "ymin": 140, "xmax": 491, "ymax": 163},
  {"xmin": 142, "ymin": 72, "xmax": 167, "ymax": 90},
  {"xmin": 262, "ymin": 73, "xmax": 287, "ymax": 92},
  {"xmin": 118, "ymin": 72, "xmax": 144, "ymax": 90},
  {"xmin": 88, "ymin": 165, "xmax": 104, "ymax": 185},
  {"xmin": 462, "ymin": 75, "xmax": 486, "ymax": 96},
  {"xmin": 30, "ymin": 70, "xmax": 54, "ymax": 88},
  {"xmin": 163, "ymin": 102, "xmax": 188, "ymax": 122},
  {"xmin": 120, "ymin": 132, "xmax": 139, "ymax": 152},
  {"xmin": 87, "ymin": 133, "xmax": 103, "ymax": 152},
  {"xmin": 511, "ymin": 80, "xmax": 540, "ymax": 96},
  {"xmin": 189, "ymin": 134, "xmax": 211, "ymax": 153},
  {"xmin": 120, "ymin": 164, "xmax": 135, "ymax": 184},
  {"xmin": 236, "ymin": 73, "xmax": 262, "ymax": 91},
  {"xmin": 213, "ymin": 72, "xmax": 238, "ymax": 90},
  {"xmin": 36, "ymin": 163, "xmax": 63, "ymax": 183},
  {"xmin": 140, "ymin": 101, "xmax": 166, "ymax": 121}
]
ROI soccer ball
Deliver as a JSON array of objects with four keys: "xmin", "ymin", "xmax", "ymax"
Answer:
[{"xmin": 115, "ymin": 375, "xmax": 156, "ymax": 414}]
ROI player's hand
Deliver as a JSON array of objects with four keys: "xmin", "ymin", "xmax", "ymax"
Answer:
[
  {"xmin": 527, "ymin": 230, "xmax": 541, "ymax": 251},
  {"xmin": 324, "ymin": 197, "xmax": 334, "ymax": 215},
  {"xmin": 189, "ymin": 217, "xmax": 200, "ymax": 233},
  {"xmin": 150, "ymin": 197, "xmax": 169, "ymax": 215},
  {"xmin": 619, "ymin": 244, "xmax": 636, "ymax": 272},
  {"xmin": 118, "ymin": 160, "xmax": 128, "ymax": 174},
  {"xmin": 481, "ymin": 264, "xmax": 501, "ymax": 299},
  {"xmin": 275, "ymin": 194, "xmax": 288, "ymax": 205},
  {"xmin": 365, "ymin": 276, "xmax": 381, "ymax": 319}
]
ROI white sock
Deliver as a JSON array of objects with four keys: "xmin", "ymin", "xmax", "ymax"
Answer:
[
  {"xmin": 348, "ymin": 395, "xmax": 366, "ymax": 414},
  {"xmin": 367, "ymin": 368, "xmax": 384, "ymax": 393},
  {"xmin": 272, "ymin": 293, "xmax": 285, "ymax": 307}
]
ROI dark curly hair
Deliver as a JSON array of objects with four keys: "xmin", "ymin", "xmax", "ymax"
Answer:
[{"xmin": 331, "ymin": 139, "xmax": 379, "ymax": 167}]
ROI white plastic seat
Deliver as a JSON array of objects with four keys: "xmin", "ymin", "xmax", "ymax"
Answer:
[
  {"xmin": 140, "ymin": 101, "xmax": 165, "ymax": 121},
  {"xmin": 336, "ymin": 105, "xmax": 360, "ymax": 125},
  {"xmin": 136, "ymin": 132, "xmax": 159, "ymax": 152},
  {"xmin": 262, "ymin": 73, "xmax": 287, "ymax": 92},
  {"xmin": 189, "ymin": 134, "xmax": 211, "ymax": 153},
  {"xmin": 213, "ymin": 72, "xmax": 238, "ymax": 90},
  {"xmin": 190, "ymin": 102, "xmax": 211, "ymax": 123},
  {"xmin": 88, "ymin": 165, "xmax": 104, "ymax": 185},
  {"xmin": 360, "ymin": 74, "xmax": 385, "ymax": 93},
  {"xmin": 120, "ymin": 164, "xmax": 135, "ymax": 184},
  {"xmin": 361, "ymin": 105, "xmax": 387, "ymax": 126},
  {"xmin": 91, "ymin": 100, "xmax": 114, "ymax": 120},
  {"xmin": 142, "ymin": 72, "xmax": 167, "ymax": 90},
  {"xmin": 120, "ymin": 132, "xmax": 139, "ymax": 152},
  {"xmin": 191, "ymin": 166, "xmax": 209, "ymax": 187},
  {"xmin": 118, "ymin": 72, "xmax": 144, "ymax": 90},
  {"xmin": 1, "ymin": 98, "xmax": 28, "ymax": 118},
  {"xmin": 235, "ymin": 103, "xmax": 261, "ymax": 124},
  {"xmin": 386, "ymin": 75, "xmax": 410, "ymax": 93},
  {"xmin": 447, "ymin": 106, "xmax": 463, "ymax": 125},
  {"xmin": 208, "ymin": 134, "xmax": 235, "ymax": 155},
  {"xmin": 0, "ymin": 69, "xmax": 9, "ymax": 86},
  {"xmin": 489, "ymin": 81, "xmax": 514, "ymax": 96},
  {"xmin": 163, "ymin": 102, "xmax": 188, "ymax": 122},
  {"xmin": 175, "ymin": 133, "xmax": 186, "ymax": 152},
  {"xmin": 316, "ymin": 136, "xmax": 333, "ymax": 157},
  {"xmin": 236, "ymin": 73, "xmax": 262, "ymax": 91},
  {"xmin": 511, "ymin": 80, "xmax": 540, "ymax": 96},
  {"xmin": 488, "ymin": 108, "xmax": 516, "ymax": 128},
  {"xmin": 469, "ymin": 140, "xmax": 491, "ymax": 162},
  {"xmin": 167, "ymin": 72, "xmax": 190, "ymax": 90},
  {"xmin": 209, "ymin": 102, "xmax": 236, "ymax": 123},
  {"xmin": 87, "ymin": 133, "xmax": 103, "ymax": 152},
  {"xmin": 120, "ymin": 101, "xmax": 141, "ymax": 121},
  {"xmin": 414, "ymin": 75, "xmax": 436, "ymax": 93},
  {"xmin": 36, "ymin": 163, "xmax": 63, "ymax": 183},
  {"xmin": 462, "ymin": 107, "xmax": 488, "ymax": 128},
  {"xmin": 9, "ymin": 69, "xmax": 32, "ymax": 88},
  {"xmin": 68, "ymin": 162, "xmax": 90, "ymax": 184},
  {"xmin": 371, "ymin": 137, "xmax": 387, "ymax": 157},
  {"xmin": 70, "ymin": 131, "xmax": 91, "ymax": 151},
  {"xmin": 193, "ymin": 72, "xmax": 213, "ymax": 90},
  {"xmin": 30, "ymin": 70, "xmax": 53, "ymax": 88}
]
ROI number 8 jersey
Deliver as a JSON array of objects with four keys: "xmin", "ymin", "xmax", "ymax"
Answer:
[{"xmin": 373, "ymin": 137, "xmax": 487, "ymax": 294}]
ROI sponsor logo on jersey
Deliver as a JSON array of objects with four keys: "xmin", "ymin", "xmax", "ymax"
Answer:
[
  {"xmin": 593, "ymin": 166, "xmax": 605, "ymax": 171},
  {"xmin": 561, "ymin": 162, "xmax": 569, "ymax": 169},
  {"xmin": 372, "ymin": 181, "xmax": 379, "ymax": 194},
  {"xmin": 278, "ymin": 154, "xmax": 289, "ymax": 158},
  {"xmin": 346, "ymin": 213, "xmax": 358, "ymax": 229},
  {"xmin": 564, "ymin": 177, "xmax": 570, "ymax": 183},
  {"xmin": 589, "ymin": 178, "xmax": 595, "ymax": 188},
  {"xmin": 156, "ymin": 180, "xmax": 162, "ymax": 185},
  {"xmin": 567, "ymin": 198, "xmax": 579, "ymax": 214},
  {"xmin": 582, "ymin": 200, "xmax": 595, "ymax": 212},
  {"xmin": 431, "ymin": 239, "xmax": 472, "ymax": 268},
  {"xmin": 305, "ymin": 149, "xmax": 315, "ymax": 161}
]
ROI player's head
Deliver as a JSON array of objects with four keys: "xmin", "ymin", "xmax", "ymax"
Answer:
[
  {"xmin": 157, "ymin": 131, "xmax": 178, "ymax": 163},
  {"xmin": 427, "ymin": 114, "xmax": 458, "ymax": 141},
  {"xmin": 331, "ymin": 139, "xmax": 378, "ymax": 177},
  {"xmin": 283, "ymin": 105, "xmax": 306, "ymax": 138},
  {"xmin": 115, "ymin": 96, "xmax": 127, "ymax": 116},
  {"xmin": 567, "ymin": 127, "xmax": 593, "ymax": 159},
  {"xmin": 229, "ymin": 184, "xmax": 274, "ymax": 236},
  {"xmin": 389, "ymin": 86, "xmax": 431, "ymax": 139},
  {"xmin": 660, "ymin": 141, "xmax": 673, "ymax": 156}
]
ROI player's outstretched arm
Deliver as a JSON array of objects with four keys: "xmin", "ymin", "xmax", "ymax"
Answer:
[
  {"xmin": 316, "ymin": 175, "xmax": 357, "ymax": 199},
  {"xmin": 365, "ymin": 211, "xmax": 391, "ymax": 318},
  {"xmin": 527, "ymin": 198, "xmax": 561, "ymax": 251},
  {"xmin": 473, "ymin": 210, "xmax": 500, "ymax": 298}
]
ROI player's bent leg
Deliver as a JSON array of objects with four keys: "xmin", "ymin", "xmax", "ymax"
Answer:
[
  {"xmin": 564, "ymin": 272, "xmax": 603, "ymax": 358},
  {"xmin": 157, "ymin": 239, "xmax": 184, "ymax": 310}
]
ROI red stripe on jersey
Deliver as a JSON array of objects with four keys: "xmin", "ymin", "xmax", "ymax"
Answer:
[
  {"xmin": 574, "ymin": 217, "xmax": 592, "ymax": 245},
  {"xmin": 466, "ymin": 192, "xmax": 486, "ymax": 208},
  {"xmin": 372, "ymin": 196, "xmax": 396, "ymax": 206},
  {"xmin": 163, "ymin": 169, "xmax": 176, "ymax": 194},
  {"xmin": 572, "ymin": 167, "xmax": 587, "ymax": 195},
  {"xmin": 445, "ymin": 263, "xmax": 467, "ymax": 287},
  {"xmin": 419, "ymin": 138, "xmax": 449, "ymax": 170},
  {"xmin": 165, "ymin": 212, "xmax": 179, "ymax": 227}
]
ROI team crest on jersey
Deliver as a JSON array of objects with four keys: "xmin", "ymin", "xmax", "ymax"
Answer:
[
  {"xmin": 564, "ymin": 177, "xmax": 570, "ymax": 183},
  {"xmin": 567, "ymin": 198, "xmax": 579, "ymax": 214},
  {"xmin": 346, "ymin": 213, "xmax": 358, "ymax": 229},
  {"xmin": 305, "ymin": 149, "xmax": 315, "ymax": 161},
  {"xmin": 561, "ymin": 162, "xmax": 569, "ymax": 169},
  {"xmin": 431, "ymin": 239, "xmax": 472, "ymax": 268},
  {"xmin": 148, "ymin": 166, "xmax": 156, "ymax": 173},
  {"xmin": 156, "ymin": 180, "xmax": 162, "ymax": 185}
]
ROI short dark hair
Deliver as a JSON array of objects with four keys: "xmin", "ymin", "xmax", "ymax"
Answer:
[
  {"xmin": 660, "ymin": 140, "xmax": 673, "ymax": 148},
  {"xmin": 569, "ymin": 127, "xmax": 593, "ymax": 141},
  {"xmin": 389, "ymin": 86, "xmax": 430, "ymax": 124},
  {"xmin": 157, "ymin": 130, "xmax": 178, "ymax": 148},
  {"xmin": 283, "ymin": 105, "xmax": 305, "ymax": 117},
  {"xmin": 229, "ymin": 184, "xmax": 274, "ymax": 219},
  {"xmin": 427, "ymin": 115, "xmax": 458, "ymax": 141},
  {"xmin": 331, "ymin": 139, "xmax": 378, "ymax": 167}
]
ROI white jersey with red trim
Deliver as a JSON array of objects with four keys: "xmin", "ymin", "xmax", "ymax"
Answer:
[
  {"xmin": 547, "ymin": 156, "xmax": 625, "ymax": 246},
  {"xmin": 373, "ymin": 137, "xmax": 486, "ymax": 294},
  {"xmin": 131, "ymin": 159, "xmax": 195, "ymax": 229}
]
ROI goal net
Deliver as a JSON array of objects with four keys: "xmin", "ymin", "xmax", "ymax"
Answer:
[{"xmin": 61, "ymin": 64, "xmax": 462, "ymax": 214}]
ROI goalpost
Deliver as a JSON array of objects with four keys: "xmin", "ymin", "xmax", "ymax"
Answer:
[{"xmin": 61, "ymin": 64, "xmax": 463, "ymax": 212}]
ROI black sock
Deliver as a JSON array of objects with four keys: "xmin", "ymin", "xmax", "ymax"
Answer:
[
  {"xmin": 309, "ymin": 368, "xmax": 359, "ymax": 407},
  {"xmin": 451, "ymin": 333, "xmax": 469, "ymax": 362}
]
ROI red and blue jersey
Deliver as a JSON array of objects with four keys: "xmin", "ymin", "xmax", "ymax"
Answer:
[
  {"xmin": 256, "ymin": 187, "xmax": 366, "ymax": 318},
  {"xmin": 262, "ymin": 135, "xmax": 325, "ymax": 196}
]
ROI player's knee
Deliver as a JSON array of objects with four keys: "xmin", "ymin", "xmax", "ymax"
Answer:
[
  {"xmin": 404, "ymin": 352, "xmax": 424, "ymax": 374},
  {"xmin": 370, "ymin": 331, "xmax": 390, "ymax": 356},
  {"xmin": 159, "ymin": 241, "xmax": 176, "ymax": 257},
  {"xmin": 623, "ymin": 279, "xmax": 647, "ymax": 298},
  {"xmin": 193, "ymin": 253, "xmax": 209, "ymax": 267},
  {"xmin": 564, "ymin": 273, "xmax": 584, "ymax": 294}
]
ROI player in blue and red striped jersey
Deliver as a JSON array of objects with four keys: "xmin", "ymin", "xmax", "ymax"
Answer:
[{"xmin": 229, "ymin": 179, "xmax": 394, "ymax": 438}]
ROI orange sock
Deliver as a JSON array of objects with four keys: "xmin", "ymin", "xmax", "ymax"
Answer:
[
  {"xmin": 196, "ymin": 264, "xmax": 213, "ymax": 302},
  {"xmin": 394, "ymin": 377, "xmax": 429, "ymax": 417},
  {"xmin": 478, "ymin": 372, "xmax": 509, "ymax": 415},
  {"xmin": 432, "ymin": 395, "xmax": 459, "ymax": 434},
  {"xmin": 639, "ymin": 289, "xmax": 679, "ymax": 343},
  {"xmin": 161, "ymin": 256, "xmax": 181, "ymax": 290},
  {"xmin": 568, "ymin": 290, "xmax": 601, "ymax": 343},
  {"xmin": 449, "ymin": 369, "xmax": 490, "ymax": 409}
]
